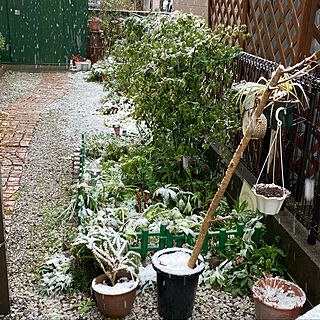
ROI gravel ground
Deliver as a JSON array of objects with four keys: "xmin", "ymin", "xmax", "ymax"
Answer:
[
  {"xmin": 0, "ymin": 72, "xmax": 255, "ymax": 320},
  {"xmin": 0, "ymin": 72, "xmax": 43, "ymax": 110}
]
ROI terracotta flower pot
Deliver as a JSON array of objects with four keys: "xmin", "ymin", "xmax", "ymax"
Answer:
[
  {"xmin": 89, "ymin": 19, "xmax": 102, "ymax": 31},
  {"xmin": 252, "ymin": 183, "xmax": 290, "ymax": 215},
  {"xmin": 252, "ymin": 277, "xmax": 306, "ymax": 320},
  {"xmin": 92, "ymin": 272, "xmax": 138, "ymax": 318}
]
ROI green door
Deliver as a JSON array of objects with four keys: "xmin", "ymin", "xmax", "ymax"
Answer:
[{"xmin": 0, "ymin": 0, "xmax": 88, "ymax": 65}]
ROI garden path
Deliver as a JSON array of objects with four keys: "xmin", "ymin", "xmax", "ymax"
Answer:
[{"xmin": 0, "ymin": 73, "xmax": 69, "ymax": 232}]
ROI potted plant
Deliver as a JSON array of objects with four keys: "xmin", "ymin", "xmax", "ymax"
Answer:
[
  {"xmin": 73, "ymin": 226, "xmax": 141, "ymax": 318},
  {"xmin": 252, "ymin": 276, "xmax": 306, "ymax": 320},
  {"xmin": 252, "ymin": 183, "xmax": 290, "ymax": 215},
  {"xmin": 152, "ymin": 247, "xmax": 205, "ymax": 320},
  {"xmin": 89, "ymin": 17, "xmax": 102, "ymax": 32}
]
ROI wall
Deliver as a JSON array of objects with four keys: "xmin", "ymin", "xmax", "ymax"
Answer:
[{"xmin": 173, "ymin": 0, "xmax": 208, "ymax": 23}]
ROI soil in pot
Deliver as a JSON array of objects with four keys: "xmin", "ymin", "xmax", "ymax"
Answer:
[
  {"xmin": 92, "ymin": 271, "xmax": 138, "ymax": 318},
  {"xmin": 252, "ymin": 277, "xmax": 306, "ymax": 320},
  {"xmin": 152, "ymin": 247, "xmax": 205, "ymax": 320},
  {"xmin": 254, "ymin": 184, "xmax": 287, "ymax": 198}
]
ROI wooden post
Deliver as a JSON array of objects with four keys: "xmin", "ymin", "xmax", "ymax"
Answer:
[
  {"xmin": 208, "ymin": 0, "xmax": 213, "ymax": 29},
  {"xmin": 294, "ymin": 0, "xmax": 318, "ymax": 63},
  {"xmin": 240, "ymin": 0, "xmax": 249, "ymax": 49},
  {"xmin": 188, "ymin": 65, "xmax": 285, "ymax": 268},
  {"xmin": 0, "ymin": 165, "xmax": 10, "ymax": 315}
]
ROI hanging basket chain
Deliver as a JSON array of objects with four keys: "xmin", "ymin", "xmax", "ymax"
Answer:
[{"xmin": 255, "ymin": 107, "xmax": 286, "ymax": 189}]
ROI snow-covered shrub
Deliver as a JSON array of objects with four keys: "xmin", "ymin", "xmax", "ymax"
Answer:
[{"xmin": 38, "ymin": 253, "xmax": 73, "ymax": 295}]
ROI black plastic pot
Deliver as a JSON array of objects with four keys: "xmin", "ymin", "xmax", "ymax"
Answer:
[{"xmin": 152, "ymin": 248, "xmax": 205, "ymax": 320}]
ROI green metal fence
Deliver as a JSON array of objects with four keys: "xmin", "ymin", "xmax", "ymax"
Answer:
[
  {"xmin": 120, "ymin": 222, "xmax": 265, "ymax": 259},
  {"xmin": 0, "ymin": 0, "xmax": 88, "ymax": 65},
  {"xmin": 77, "ymin": 134, "xmax": 86, "ymax": 225}
]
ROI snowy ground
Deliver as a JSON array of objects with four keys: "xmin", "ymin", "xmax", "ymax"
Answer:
[{"xmin": 0, "ymin": 71, "xmax": 256, "ymax": 320}]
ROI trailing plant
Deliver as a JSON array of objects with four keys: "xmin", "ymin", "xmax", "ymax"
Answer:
[{"xmin": 108, "ymin": 13, "xmax": 248, "ymax": 157}]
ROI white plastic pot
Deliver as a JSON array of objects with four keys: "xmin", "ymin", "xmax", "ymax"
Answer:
[
  {"xmin": 252, "ymin": 183, "xmax": 290, "ymax": 215},
  {"xmin": 75, "ymin": 61, "xmax": 82, "ymax": 71},
  {"xmin": 81, "ymin": 61, "xmax": 91, "ymax": 71}
]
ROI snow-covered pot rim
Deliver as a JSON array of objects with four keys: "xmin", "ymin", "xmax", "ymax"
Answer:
[
  {"xmin": 252, "ymin": 277, "xmax": 306, "ymax": 311},
  {"xmin": 252, "ymin": 183, "xmax": 291, "ymax": 201},
  {"xmin": 152, "ymin": 247, "xmax": 205, "ymax": 276},
  {"xmin": 92, "ymin": 273, "xmax": 138, "ymax": 296}
]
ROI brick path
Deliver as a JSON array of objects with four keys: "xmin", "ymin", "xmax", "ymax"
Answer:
[{"xmin": 0, "ymin": 73, "xmax": 69, "ymax": 231}]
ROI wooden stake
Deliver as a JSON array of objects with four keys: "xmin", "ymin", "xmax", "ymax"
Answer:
[
  {"xmin": 0, "ymin": 165, "xmax": 10, "ymax": 315},
  {"xmin": 188, "ymin": 65, "xmax": 285, "ymax": 268}
]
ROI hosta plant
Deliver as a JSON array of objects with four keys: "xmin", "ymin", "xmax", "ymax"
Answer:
[{"xmin": 73, "ymin": 226, "xmax": 141, "ymax": 286}]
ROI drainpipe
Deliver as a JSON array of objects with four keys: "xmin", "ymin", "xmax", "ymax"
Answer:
[{"xmin": 0, "ymin": 166, "xmax": 10, "ymax": 315}]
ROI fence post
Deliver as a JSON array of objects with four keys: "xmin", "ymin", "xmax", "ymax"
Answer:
[
  {"xmin": 166, "ymin": 230, "xmax": 173, "ymax": 248},
  {"xmin": 237, "ymin": 222, "xmax": 244, "ymax": 237},
  {"xmin": 202, "ymin": 232, "xmax": 209, "ymax": 256},
  {"xmin": 0, "ymin": 166, "xmax": 10, "ymax": 315},
  {"xmin": 252, "ymin": 226, "xmax": 263, "ymax": 246},
  {"xmin": 159, "ymin": 223, "xmax": 167, "ymax": 249},
  {"xmin": 241, "ymin": 0, "xmax": 249, "ymax": 49},
  {"xmin": 141, "ymin": 229, "xmax": 149, "ymax": 259},
  {"xmin": 218, "ymin": 228, "xmax": 227, "ymax": 250},
  {"xmin": 294, "ymin": 0, "xmax": 318, "ymax": 63}
]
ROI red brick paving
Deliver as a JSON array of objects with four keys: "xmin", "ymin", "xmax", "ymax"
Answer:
[{"xmin": 0, "ymin": 73, "xmax": 69, "ymax": 231}]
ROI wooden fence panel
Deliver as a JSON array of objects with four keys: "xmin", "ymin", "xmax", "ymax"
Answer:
[{"xmin": 209, "ymin": 0, "xmax": 320, "ymax": 66}]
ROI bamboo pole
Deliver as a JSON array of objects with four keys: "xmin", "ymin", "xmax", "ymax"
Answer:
[
  {"xmin": 188, "ymin": 66, "xmax": 285, "ymax": 268},
  {"xmin": 188, "ymin": 53, "xmax": 317, "ymax": 268},
  {"xmin": 0, "ymin": 165, "xmax": 10, "ymax": 315}
]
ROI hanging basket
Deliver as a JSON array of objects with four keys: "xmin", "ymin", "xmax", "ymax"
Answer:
[
  {"xmin": 242, "ymin": 110, "xmax": 267, "ymax": 139},
  {"xmin": 252, "ymin": 183, "xmax": 290, "ymax": 215}
]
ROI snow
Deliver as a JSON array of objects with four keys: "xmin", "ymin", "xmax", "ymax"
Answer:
[
  {"xmin": 152, "ymin": 247, "xmax": 205, "ymax": 276},
  {"xmin": 252, "ymin": 278, "xmax": 306, "ymax": 310},
  {"xmin": 297, "ymin": 303, "xmax": 320, "ymax": 319},
  {"xmin": 92, "ymin": 277, "xmax": 138, "ymax": 295}
]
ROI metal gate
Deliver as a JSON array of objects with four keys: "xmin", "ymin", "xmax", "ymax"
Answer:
[{"xmin": 0, "ymin": 0, "xmax": 88, "ymax": 65}]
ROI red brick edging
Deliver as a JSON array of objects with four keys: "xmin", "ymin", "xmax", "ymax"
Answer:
[{"xmin": 0, "ymin": 73, "xmax": 70, "ymax": 231}]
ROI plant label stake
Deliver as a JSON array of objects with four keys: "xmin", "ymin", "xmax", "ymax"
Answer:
[
  {"xmin": 135, "ymin": 189, "xmax": 142, "ymax": 212},
  {"xmin": 188, "ymin": 53, "xmax": 317, "ymax": 269},
  {"xmin": 113, "ymin": 125, "xmax": 120, "ymax": 136},
  {"xmin": 144, "ymin": 190, "xmax": 152, "ymax": 209}
]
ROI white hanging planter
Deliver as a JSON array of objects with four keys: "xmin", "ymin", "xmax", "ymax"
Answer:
[{"xmin": 252, "ymin": 183, "xmax": 290, "ymax": 215}]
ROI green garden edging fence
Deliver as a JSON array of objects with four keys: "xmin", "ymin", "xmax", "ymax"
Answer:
[
  {"xmin": 76, "ymin": 134, "xmax": 266, "ymax": 259},
  {"xmin": 120, "ymin": 222, "xmax": 265, "ymax": 259},
  {"xmin": 77, "ymin": 133, "xmax": 86, "ymax": 226}
]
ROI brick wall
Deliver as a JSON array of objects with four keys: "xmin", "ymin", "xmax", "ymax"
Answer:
[{"xmin": 173, "ymin": 0, "xmax": 208, "ymax": 23}]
